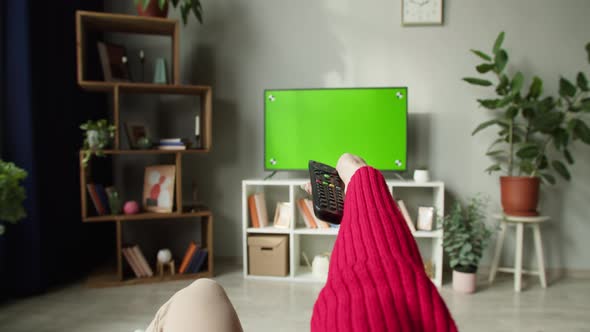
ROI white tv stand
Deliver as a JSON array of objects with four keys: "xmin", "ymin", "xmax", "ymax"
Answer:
[{"xmin": 242, "ymin": 178, "xmax": 444, "ymax": 287}]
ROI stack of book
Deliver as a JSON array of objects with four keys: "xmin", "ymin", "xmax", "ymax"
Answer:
[
  {"xmin": 158, "ymin": 138, "xmax": 187, "ymax": 150},
  {"xmin": 87, "ymin": 183, "xmax": 111, "ymax": 216},
  {"xmin": 247, "ymin": 192, "xmax": 269, "ymax": 228},
  {"xmin": 122, "ymin": 244, "xmax": 154, "ymax": 278},
  {"xmin": 179, "ymin": 241, "xmax": 209, "ymax": 274},
  {"xmin": 297, "ymin": 198, "xmax": 330, "ymax": 229}
]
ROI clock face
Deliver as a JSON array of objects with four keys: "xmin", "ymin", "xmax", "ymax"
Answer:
[{"xmin": 402, "ymin": 0, "xmax": 443, "ymax": 25}]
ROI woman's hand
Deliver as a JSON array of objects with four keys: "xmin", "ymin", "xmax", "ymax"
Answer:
[{"xmin": 336, "ymin": 153, "xmax": 367, "ymax": 189}]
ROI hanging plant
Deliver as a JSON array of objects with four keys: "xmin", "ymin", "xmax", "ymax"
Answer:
[{"xmin": 80, "ymin": 119, "xmax": 116, "ymax": 168}]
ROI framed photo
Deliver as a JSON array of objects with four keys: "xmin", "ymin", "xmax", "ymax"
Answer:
[
  {"xmin": 417, "ymin": 206, "xmax": 435, "ymax": 231},
  {"xmin": 273, "ymin": 202, "xmax": 292, "ymax": 229},
  {"xmin": 143, "ymin": 165, "xmax": 176, "ymax": 213},
  {"xmin": 97, "ymin": 41, "xmax": 132, "ymax": 82},
  {"xmin": 124, "ymin": 122, "xmax": 148, "ymax": 149},
  {"xmin": 402, "ymin": 0, "xmax": 443, "ymax": 26}
]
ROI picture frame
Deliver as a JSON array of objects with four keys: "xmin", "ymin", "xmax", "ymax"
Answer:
[
  {"xmin": 402, "ymin": 0, "xmax": 444, "ymax": 26},
  {"xmin": 124, "ymin": 122, "xmax": 149, "ymax": 149},
  {"xmin": 97, "ymin": 41, "xmax": 132, "ymax": 82},
  {"xmin": 417, "ymin": 206, "xmax": 435, "ymax": 231},
  {"xmin": 273, "ymin": 202, "xmax": 292, "ymax": 229},
  {"xmin": 143, "ymin": 165, "xmax": 176, "ymax": 213}
]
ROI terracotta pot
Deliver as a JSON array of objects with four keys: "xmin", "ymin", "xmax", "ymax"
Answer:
[
  {"xmin": 136, "ymin": 0, "xmax": 169, "ymax": 18},
  {"xmin": 452, "ymin": 270, "xmax": 476, "ymax": 294},
  {"xmin": 500, "ymin": 176, "xmax": 540, "ymax": 216}
]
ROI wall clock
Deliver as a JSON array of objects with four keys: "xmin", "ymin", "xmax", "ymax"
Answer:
[{"xmin": 402, "ymin": 0, "xmax": 443, "ymax": 26}]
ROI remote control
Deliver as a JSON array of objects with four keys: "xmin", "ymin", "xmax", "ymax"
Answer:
[{"xmin": 308, "ymin": 160, "xmax": 345, "ymax": 224}]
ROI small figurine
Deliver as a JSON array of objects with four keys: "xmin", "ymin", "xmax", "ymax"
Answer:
[{"xmin": 139, "ymin": 49, "xmax": 145, "ymax": 82}]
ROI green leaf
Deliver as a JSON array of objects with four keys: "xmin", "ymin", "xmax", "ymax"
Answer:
[
  {"xmin": 564, "ymin": 149, "xmax": 574, "ymax": 165},
  {"xmin": 552, "ymin": 160, "xmax": 571, "ymax": 180},
  {"xmin": 498, "ymin": 95, "xmax": 514, "ymax": 108},
  {"xmin": 463, "ymin": 77, "xmax": 493, "ymax": 86},
  {"xmin": 191, "ymin": 0, "xmax": 203, "ymax": 24},
  {"xmin": 494, "ymin": 50, "xmax": 508, "ymax": 73},
  {"xmin": 573, "ymin": 119, "xmax": 590, "ymax": 144},
  {"xmin": 559, "ymin": 77, "xmax": 577, "ymax": 97},
  {"xmin": 580, "ymin": 98, "xmax": 590, "ymax": 112},
  {"xmin": 143, "ymin": 0, "xmax": 151, "ymax": 11},
  {"xmin": 516, "ymin": 145, "xmax": 540, "ymax": 159},
  {"xmin": 134, "ymin": 0, "xmax": 141, "ymax": 6},
  {"xmin": 476, "ymin": 63, "xmax": 495, "ymax": 74},
  {"xmin": 486, "ymin": 150, "xmax": 505, "ymax": 156},
  {"xmin": 541, "ymin": 173, "xmax": 556, "ymax": 185},
  {"xmin": 519, "ymin": 160, "xmax": 534, "ymax": 175},
  {"xmin": 532, "ymin": 112, "xmax": 564, "ymax": 133},
  {"xmin": 511, "ymin": 72, "xmax": 524, "ymax": 95},
  {"xmin": 471, "ymin": 49, "xmax": 492, "ymax": 61},
  {"xmin": 553, "ymin": 128, "xmax": 569, "ymax": 149},
  {"xmin": 505, "ymin": 106, "xmax": 518, "ymax": 119},
  {"xmin": 586, "ymin": 42, "xmax": 590, "ymax": 63},
  {"xmin": 538, "ymin": 156, "xmax": 548, "ymax": 170},
  {"xmin": 485, "ymin": 164, "xmax": 502, "ymax": 174},
  {"xmin": 577, "ymin": 72, "xmax": 589, "ymax": 91},
  {"xmin": 496, "ymin": 74, "xmax": 510, "ymax": 95},
  {"xmin": 180, "ymin": 3, "xmax": 191, "ymax": 25},
  {"xmin": 493, "ymin": 32, "xmax": 505, "ymax": 55},
  {"xmin": 171, "ymin": 0, "xmax": 180, "ymax": 6},
  {"xmin": 158, "ymin": 0, "xmax": 166, "ymax": 10},
  {"xmin": 527, "ymin": 76, "xmax": 543, "ymax": 99},
  {"xmin": 472, "ymin": 119, "xmax": 500, "ymax": 135},
  {"xmin": 478, "ymin": 99, "xmax": 499, "ymax": 109}
]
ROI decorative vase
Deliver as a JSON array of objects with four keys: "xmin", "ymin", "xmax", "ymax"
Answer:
[
  {"xmin": 153, "ymin": 58, "xmax": 168, "ymax": 84},
  {"xmin": 136, "ymin": 0, "xmax": 168, "ymax": 18},
  {"xmin": 452, "ymin": 270, "xmax": 477, "ymax": 294},
  {"xmin": 137, "ymin": 136, "xmax": 152, "ymax": 149},
  {"xmin": 500, "ymin": 176, "xmax": 540, "ymax": 216},
  {"xmin": 123, "ymin": 201, "xmax": 140, "ymax": 215},
  {"xmin": 413, "ymin": 169, "xmax": 430, "ymax": 183},
  {"xmin": 312, "ymin": 253, "xmax": 330, "ymax": 280},
  {"xmin": 107, "ymin": 190, "xmax": 123, "ymax": 215}
]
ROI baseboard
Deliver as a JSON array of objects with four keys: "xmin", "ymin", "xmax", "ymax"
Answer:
[{"xmin": 477, "ymin": 265, "xmax": 590, "ymax": 279}]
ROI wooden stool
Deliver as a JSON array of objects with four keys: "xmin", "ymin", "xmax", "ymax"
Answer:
[
  {"xmin": 157, "ymin": 260, "xmax": 176, "ymax": 277},
  {"xmin": 488, "ymin": 214, "xmax": 548, "ymax": 292}
]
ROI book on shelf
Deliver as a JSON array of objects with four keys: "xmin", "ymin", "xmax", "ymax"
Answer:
[
  {"xmin": 87, "ymin": 184, "xmax": 106, "ymax": 215},
  {"xmin": 122, "ymin": 247, "xmax": 143, "ymax": 277},
  {"xmin": 248, "ymin": 192, "xmax": 268, "ymax": 228},
  {"xmin": 397, "ymin": 200, "xmax": 417, "ymax": 232},
  {"xmin": 157, "ymin": 145, "xmax": 187, "ymax": 150},
  {"xmin": 304, "ymin": 199, "xmax": 330, "ymax": 229},
  {"xmin": 131, "ymin": 245, "xmax": 153, "ymax": 277},
  {"xmin": 159, "ymin": 138, "xmax": 183, "ymax": 144},
  {"xmin": 297, "ymin": 198, "xmax": 317, "ymax": 229},
  {"xmin": 186, "ymin": 248, "xmax": 208, "ymax": 274},
  {"xmin": 179, "ymin": 241, "xmax": 198, "ymax": 274},
  {"xmin": 94, "ymin": 184, "xmax": 111, "ymax": 215}
]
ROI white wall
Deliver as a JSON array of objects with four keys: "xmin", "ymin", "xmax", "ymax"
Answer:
[{"xmin": 106, "ymin": 0, "xmax": 590, "ymax": 270}]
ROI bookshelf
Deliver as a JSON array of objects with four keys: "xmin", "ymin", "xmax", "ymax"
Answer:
[
  {"xmin": 242, "ymin": 178, "xmax": 445, "ymax": 287},
  {"xmin": 76, "ymin": 11, "xmax": 213, "ymax": 287}
]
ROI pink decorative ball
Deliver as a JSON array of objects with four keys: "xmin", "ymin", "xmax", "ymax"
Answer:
[{"xmin": 123, "ymin": 201, "xmax": 140, "ymax": 215}]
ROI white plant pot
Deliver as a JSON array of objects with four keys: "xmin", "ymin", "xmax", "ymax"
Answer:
[
  {"xmin": 413, "ymin": 169, "xmax": 430, "ymax": 183},
  {"xmin": 452, "ymin": 270, "xmax": 477, "ymax": 294}
]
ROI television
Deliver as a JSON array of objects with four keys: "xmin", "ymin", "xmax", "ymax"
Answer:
[{"xmin": 264, "ymin": 87, "xmax": 407, "ymax": 171}]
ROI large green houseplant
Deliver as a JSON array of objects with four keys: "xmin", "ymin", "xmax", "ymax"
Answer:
[
  {"xmin": 442, "ymin": 195, "xmax": 493, "ymax": 293},
  {"xmin": 0, "ymin": 160, "xmax": 28, "ymax": 235},
  {"xmin": 463, "ymin": 32, "xmax": 590, "ymax": 215},
  {"xmin": 134, "ymin": 0, "xmax": 203, "ymax": 24}
]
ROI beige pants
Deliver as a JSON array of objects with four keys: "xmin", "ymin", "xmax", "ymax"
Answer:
[{"xmin": 146, "ymin": 279, "xmax": 243, "ymax": 332}]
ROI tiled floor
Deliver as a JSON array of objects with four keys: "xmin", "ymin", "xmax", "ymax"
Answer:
[{"xmin": 0, "ymin": 264, "xmax": 588, "ymax": 332}]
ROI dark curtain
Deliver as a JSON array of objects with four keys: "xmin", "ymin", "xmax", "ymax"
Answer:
[{"xmin": 1, "ymin": 0, "xmax": 112, "ymax": 296}]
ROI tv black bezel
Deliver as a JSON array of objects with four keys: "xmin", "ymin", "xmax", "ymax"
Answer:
[{"xmin": 263, "ymin": 86, "xmax": 408, "ymax": 172}]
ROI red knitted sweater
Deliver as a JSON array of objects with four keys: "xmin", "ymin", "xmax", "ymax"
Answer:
[{"xmin": 311, "ymin": 167, "xmax": 458, "ymax": 332}]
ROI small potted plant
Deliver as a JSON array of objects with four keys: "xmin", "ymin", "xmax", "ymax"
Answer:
[
  {"xmin": 80, "ymin": 119, "xmax": 116, "ymax": 167},
  {"xmin": 134, "ymin": 0, "xmax": 203, "ymax": 24},
  {"xmin": 442, "ymin": 195, "xmax": 493, "ymax": 294},
  {"xmin": 0, "ymin": 160, "xmax": 28, "ymax": 235},
  {"xmin": 463, "ymin": 32, "xmax": 590, "ymax": 215}
]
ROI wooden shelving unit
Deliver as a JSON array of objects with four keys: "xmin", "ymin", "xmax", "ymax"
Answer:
[{"xmin": 76, "ymin": 11, "xmax": 214, "ymax": 287}]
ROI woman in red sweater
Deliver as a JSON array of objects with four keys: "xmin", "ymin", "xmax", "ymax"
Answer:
[
  {"xmin": 311, "ymin": 153, "xmax": 458, "ymax": 332},
  {"xmin": 145, "ymin": 153, "xmax": 457, "ymax": 332}
]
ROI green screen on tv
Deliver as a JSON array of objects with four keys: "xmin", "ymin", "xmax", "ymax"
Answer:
[{"xmin": 265, "ymin": 87, "xmax": 407, "ymax": 170}]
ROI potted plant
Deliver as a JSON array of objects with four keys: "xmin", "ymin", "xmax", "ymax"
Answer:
[
  {"xmin": 442, "ymin": 195, "xmax": 493, "ymax": 293},
  {"xmin": 134, "ymin": 0, "xmax": 203, "ymax": 24},
  {"xmin": 463, "ymin": 32, "xmax": 590, "ymax": 215},
  {"xmin": 0, "ymin": 160, "xmax": 28, "ymax": 235},
  {"xmin": 80, "ymin": 119, "xmax": 116, "ymax": 168}
]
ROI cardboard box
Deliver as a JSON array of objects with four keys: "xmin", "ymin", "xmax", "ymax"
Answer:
[{"xmin": 248, "ymin": 235, "xmax": 289, "ymax": 276}]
